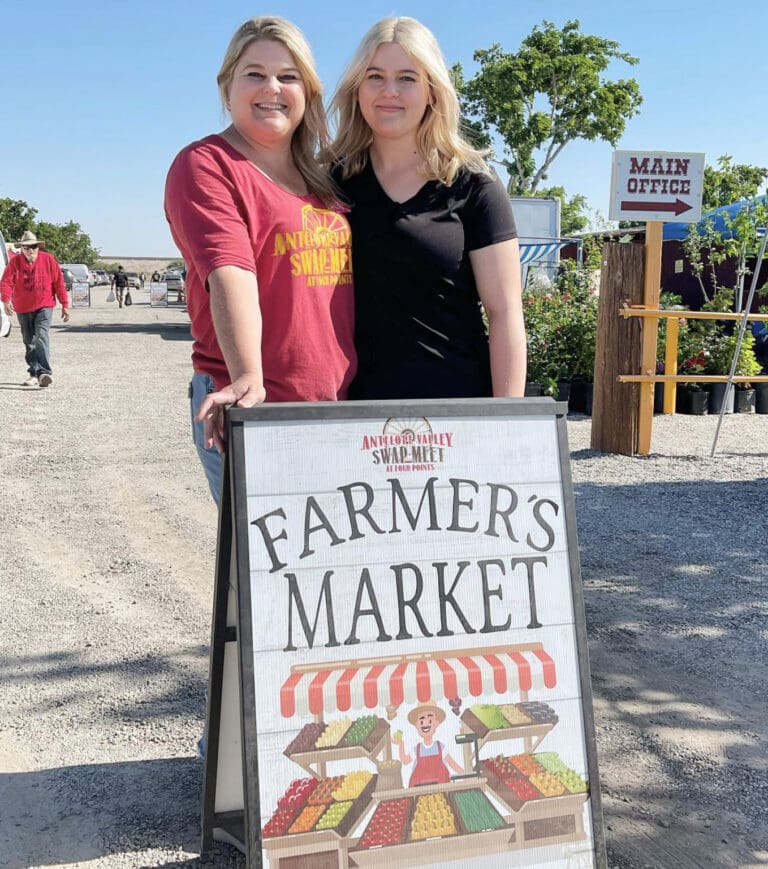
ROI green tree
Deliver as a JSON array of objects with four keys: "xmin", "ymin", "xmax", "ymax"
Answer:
[
  {"xmin": 35, "ymin": 220, "xmax": 100, "ymax": 265},
  {"xmin": 536, "ymin": 185, "xmax": 588, "ymax": 235},
  {"xmin": 684, "ymin": 198, "xmax": 768, "ymax": 305},
  {"xmin": 702, "ymin": 155, "xmax": 768, "ymax": 210},
  {"xmin": 0, "ymin": 197, "xmax": 101, "ymax": 264},
  {"xmin": 0, "ymin": 198, "xmax": 38, "ymax": 243},
  {"xmin": 453, "ymin": 20, "xmax": 642, "ymax": 195}
]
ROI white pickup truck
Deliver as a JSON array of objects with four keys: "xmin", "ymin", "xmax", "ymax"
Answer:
[{"xmin": 0, "ymin": 230, "xmax": 11, "ymax": 337}]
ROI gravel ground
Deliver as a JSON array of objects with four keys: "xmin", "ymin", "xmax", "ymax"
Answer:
[{"xmin": 0, "ymin": 293, "xmax": 766, "ymax": 869}]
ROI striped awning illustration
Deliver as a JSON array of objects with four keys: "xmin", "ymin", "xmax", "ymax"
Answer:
[
  {"xmin": 279, "ymin": 646, "xmax": 557, "ymax": 719},
  {"xmin": 519, "ymin": 241, "xmax": 569, "ymax": 265}
]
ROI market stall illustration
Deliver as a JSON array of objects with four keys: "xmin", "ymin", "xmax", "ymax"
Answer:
[{"xmin": 260, "ymin": 642, "xmax": 590, "ymax": 868}]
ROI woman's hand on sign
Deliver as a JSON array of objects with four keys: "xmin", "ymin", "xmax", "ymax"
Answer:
[{"xmin": 195, "ymin": 374, "xmax": 266, "ymax": 452}]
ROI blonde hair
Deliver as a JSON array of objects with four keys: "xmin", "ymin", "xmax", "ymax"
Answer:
[
  {"xmin": 328, "ymin": 17, "xmax": 490, "ymax": 185},
  {"xmin": 217, "ymin": 17, "xmax": 337, "ymax": 202}
]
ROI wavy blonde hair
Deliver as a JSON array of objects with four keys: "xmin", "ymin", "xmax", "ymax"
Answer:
[
  {"xmin": 217, "ymin": 17, "xmax": 337, "ymax": 201},
  {"xmin": 328, "ymin": 17, "xmax": 490, "ymax": 185}
]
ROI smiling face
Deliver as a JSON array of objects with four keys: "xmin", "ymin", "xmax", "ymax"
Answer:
[
  {"xmin": 357, "ymin": 42, "xmax": 431, "ymax": 144},
  {"xmin": 415, "ymin": 711, "xmax": 439, "ymax": 738},
  {"xmin": 226, "ymin": 39, "xmax": 307, "ymax": 147}
]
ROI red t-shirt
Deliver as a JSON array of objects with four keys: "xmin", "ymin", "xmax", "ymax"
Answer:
[
  {"xmin": 164, "ymin": 134, "xmax": 356, "ymax": 399},
  {"xmin": 0, "ymin": 250, "xmax": 68, "ymax": 314}
]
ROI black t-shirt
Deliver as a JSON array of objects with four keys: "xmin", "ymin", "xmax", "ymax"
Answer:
[
  {"xmin": 335, "ymin": 161, "xmax": 517, "ymax": 400},
  {"xmin": 114, "ymin": 271, "xmax": 128, "ymax": 289}
]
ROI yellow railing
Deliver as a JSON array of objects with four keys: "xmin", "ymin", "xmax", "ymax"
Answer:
[{"xmin": 617, "ymin": 308, "xmax": 768, "ymax": 413}]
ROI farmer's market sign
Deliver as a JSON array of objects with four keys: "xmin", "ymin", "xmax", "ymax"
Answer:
[{"xmin": 202, "ymin": 399, "xmax": 606, "ymax": 868}]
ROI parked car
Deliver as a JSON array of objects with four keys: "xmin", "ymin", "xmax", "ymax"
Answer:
[
  {"xmin": 125, "ymin": 272, "xmax": 142, "ymax": 290},
  {"xmin": 92, "ymin": 269, "xmax": 109, "ymax": 286},
  {"xmin": 60, "ymin": 263, "xmax": 94, "ymax": 287},
  {"xmin": 162, "ymin": 271, "xmax": 186, "ymax": 302}
]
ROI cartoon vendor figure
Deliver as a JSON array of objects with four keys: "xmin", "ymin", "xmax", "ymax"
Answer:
[{"xmin": 392, "ymin": 701, "xmax": 465, "ymax": 786}]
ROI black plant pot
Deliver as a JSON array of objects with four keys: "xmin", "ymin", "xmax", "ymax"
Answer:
[
  {"xmin": 524, "ymin": 381, "xmax": 544, "ymax": 397},
  {"xmin": 556, "ymin": 380, "xmax": 571, "ymax": 404},
  {"xmin": 568, "ymin": 380, "xmax": 593, "ymax": 415},
  {"xmin": 755, "ymin": 381, "xmax": 768, "ymax": 414},
  {"xmin": 735, "ymin": 388, "xmax": 755, "ymax": 413},
  {"xmin": 676, "ymin": 389, "xmax": 709, "ymax": 415},
  {"xmin": 707, "ymin": 382, "xmax": 734, "ymax": 414}
]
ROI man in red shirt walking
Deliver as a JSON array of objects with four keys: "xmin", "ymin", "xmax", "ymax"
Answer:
[{"xmin": 0, "ymin": 231, "xmax": 70, "ymax": 387}]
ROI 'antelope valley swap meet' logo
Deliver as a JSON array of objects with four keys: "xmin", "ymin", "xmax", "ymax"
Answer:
[{"xmin": 360, "ymin": 418, "xmax": 454, "ymax": 472}]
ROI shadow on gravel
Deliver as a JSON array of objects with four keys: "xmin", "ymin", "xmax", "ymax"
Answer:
[
  {"xmin": 0, "ymin": 647, "xmax": 210, "ymax": 721},
  {"xmin": 61, "ymin": 323, "xmax": 192, "ymax": 341},
  {"xmin": 0, "ymin": 757, "xmax": 210, "ymax": 868},
  {"xmin": 574, "ymin": 477, "xmax": 768, "ymax": 867}
]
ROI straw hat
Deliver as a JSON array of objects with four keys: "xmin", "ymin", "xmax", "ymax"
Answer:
[
  {"xmin": 407, "ymin": 700, "xmax": 446, "ymax": 726},
  {"xmin": 16, "ymin": 231, "xmax": 45, "ymax": 248}
]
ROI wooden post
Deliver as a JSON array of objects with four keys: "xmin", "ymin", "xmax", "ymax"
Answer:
[
  {"xmin": 663, "ymin": 316, "xmax": 679, "ymax": 413},
  {"xmin": 638, "ymin": 221, "xmax": 663, "ymax": 452},
  {"xmin": 591, "ymin": 243, "xmax": 645, "ymax": 454}
]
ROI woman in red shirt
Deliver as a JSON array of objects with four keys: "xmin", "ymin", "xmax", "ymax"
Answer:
[{"xmin": 165, "ymin": 17, "xmax": 356, "ymax": 503}]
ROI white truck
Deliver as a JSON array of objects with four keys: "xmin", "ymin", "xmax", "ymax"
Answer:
[
  {"xmin": 0, "ymin": 230, "xmax": 11, "ymax": 337},
  {"xmin": 60, "ymin": 263, "xmax": 94, "ymax": 286}
]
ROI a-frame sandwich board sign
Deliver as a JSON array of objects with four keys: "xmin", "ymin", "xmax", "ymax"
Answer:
[{"xmin": 201, "ymin": 398, "xmax": 606, "ymax": 869}]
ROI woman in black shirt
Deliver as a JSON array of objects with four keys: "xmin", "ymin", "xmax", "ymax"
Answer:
[{"xmin": 328, "ymin": 16, "xmax": 526, "ymax": 399}]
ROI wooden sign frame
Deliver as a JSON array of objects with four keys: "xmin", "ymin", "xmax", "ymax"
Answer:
[{"xmin": 201, "ymin": 398, "xmax": 606, "ymax": 869}]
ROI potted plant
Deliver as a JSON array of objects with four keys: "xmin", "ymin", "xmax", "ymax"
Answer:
[
  {"xmin": 522, "ymin": 255, "xmax": 599, "ymax": 413},
  {"xmin": 706, "ymin": 328, "xmax": 761, "ymax": 413},
  {"xmin": 676, "ymin": 350, "xmax": 710, "ymax": 414},
  {"xmin": 674, "ymin": 311, "xmax": 710, "ymax": 414}
]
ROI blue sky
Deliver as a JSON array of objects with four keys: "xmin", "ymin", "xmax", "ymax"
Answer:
[{"xmin": 1, "ymin": 0, "xmax": 766, "ymax": 257}]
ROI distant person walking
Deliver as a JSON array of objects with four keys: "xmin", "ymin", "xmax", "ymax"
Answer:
[
  {"xmin": 111, "ymin": 266, "xmax": 129, "ymax": 308},
  {"xmin": 151, "ymin": 270, "xmax": 161, "ymax": 284},
  {"xmin": 139, "ymin": 272, "xmax": 146, "ymax": 289},
  {"xmin": 0, "ymin": 230, "xmax": 70, "ymax": 387}
]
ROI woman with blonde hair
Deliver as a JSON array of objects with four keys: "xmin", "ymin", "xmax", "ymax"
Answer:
[
  {"xmin": 329, "ymin": 17, "xmax": 525, "ymax": 400},
  {"xmin": 165, "ymin": 16, "xmax": 355, "ymax": 503}
]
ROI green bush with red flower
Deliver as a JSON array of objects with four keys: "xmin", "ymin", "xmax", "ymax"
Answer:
[{"xmin": 523, "ymin": 255, "xmax": 600, "ymax": 395}]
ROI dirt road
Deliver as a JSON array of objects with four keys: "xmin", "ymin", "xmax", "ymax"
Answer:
[{"xmin": 0, "ymin": 292, "xmax": 765, "ymax": 868}]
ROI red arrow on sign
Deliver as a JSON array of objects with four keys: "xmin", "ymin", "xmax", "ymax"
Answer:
[{"xmin": 620, "ymin": 198, "xmax": 693, "ymax": 216}]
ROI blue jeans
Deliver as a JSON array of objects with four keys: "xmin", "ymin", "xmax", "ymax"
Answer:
[
  {"xmin": 190, "ymin": 372, "xmax": 223, "ymax": 505},
  {"xmin": 18, "ymin": 307, "xmax": 53, "ymax": 377}
]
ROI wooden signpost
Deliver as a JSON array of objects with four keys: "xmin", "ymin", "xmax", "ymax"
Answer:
[
  {"xmin": 201, "ymin": 398, "xmax": 606, "ymax": 868},
  {"xmin": 607, "ymin": 150, "xmax": 706, "ymax": 453}
]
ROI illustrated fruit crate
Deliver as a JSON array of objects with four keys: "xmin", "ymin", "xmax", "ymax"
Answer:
[
  {"xmin": 348, "ymin": 782, "xmax": 516, "ymax": 868},
  {"xmin": 460, "ymin": 705, "xmax": 557, "ymax": 756},
  {"xmin": 284, "ymin": 718, "xmax": 391, "ymax": 779},
  {"xmin": 262, "ymin": 775, "xmax": 377, "ymax": 867},
  {"xmin": 482, "ymin": 765, "xmax": 588, "ymax": 849}
]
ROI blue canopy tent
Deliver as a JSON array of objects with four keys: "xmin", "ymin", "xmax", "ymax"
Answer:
[{"xmin": 663, "ymin": 195, "xmax": 767, "ymax": 241}]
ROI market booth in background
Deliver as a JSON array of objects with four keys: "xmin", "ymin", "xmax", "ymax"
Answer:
[{"xmin": 201, "ymin": 398, "xmax": 606, "ymax": 869}]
